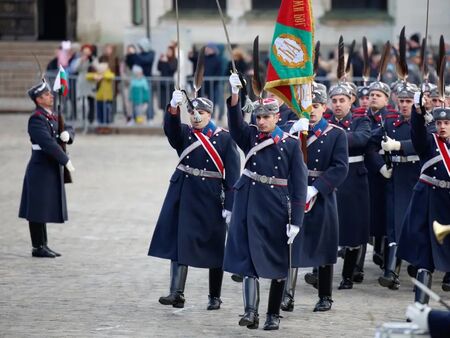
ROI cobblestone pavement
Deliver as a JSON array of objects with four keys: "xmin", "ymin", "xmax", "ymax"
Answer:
[{"xmin": 0, "ymin": 114, "xmax": 447, "ymax": 338}]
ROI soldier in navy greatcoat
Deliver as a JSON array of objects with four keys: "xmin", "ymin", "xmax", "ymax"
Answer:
[
  {"xmin": 326, "ymin": 83, "xmax": 371, "ymax": 290},
  {"xmin": 398, "ymin": 94, "xmax": 450, "ymax": 302},
  {"xmin": 250, "ymin": 91, "xmax": 298, "ymax": 126},
  {"xmin": 19, "ymin": 80, "xmax": 75, "ymax": 258},
  {"xmin": 223, "ymin": 73, "xmax": 307, "ymax": 331},
  {"xmin": 367, "ymin": 83, "xmax": 421, "ymax": 290},
  {"xmin": 279, "ymin": 83, "xmax": 349, "ymax": 313},
  {"xmin": 148, "ymin": 90, "xmax": 240, "ymax": 310}
]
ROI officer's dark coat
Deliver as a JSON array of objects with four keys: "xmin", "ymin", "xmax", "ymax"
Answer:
[
  {"xmin": 148, "ymin": 109, "xmax": 240, "ymax": 269},
  {"xmin": 283, "ymin": 119, "xmax": 349, "ymax": 267},
  {"xmin": 19, "ymin": 107, "xmax": 74, "ymax": 223},
  {"xmin": 365, "ymin": 107, "xmax": 394, "ymax": 237},
  {"xmin": 398, "ymin": 106, "xmax": 450, "ymax": 272},
  {"xmin": 251, "ymin": 103, "xmax": 298, "ymax": 126},
  {"xmin": 223, "ymin": 99, "xmax": 307, "ymax": 279},
  {"xmin": 329, "ymin": 112, "xmax": 371, "ymax": 247},
  {"xmin": 367, "ymin": 115, "xmax": 420, "ymax": 243},
  {"xmin": 429, "ymin": 310, "xmax": 450, "ymax": 338}
]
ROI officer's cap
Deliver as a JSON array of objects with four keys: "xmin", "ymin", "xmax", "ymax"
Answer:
[
  {"xmin": 312, "ymin": 83, "xmax": 328, "ymax": 104},
  {"xmin": 329, "ymin": 83, "xmax": 352, "ymax": 99},
  {"xmin": 27, "ymin": 80, "xmax": 50, "ymax": 101},
  {"xmin": 189, "ymin": 97, "xmax": 214, "ymax": 114},
  {"xmin": 368, "ymin": 81, "xmax": 391, "ymax": 97},
  {"xmin": 433, "ymin": 107, "xmax": 450, "ymax": 121},
  {"xmin": 253, "ymin": 98, "xmax": 279, "ymax": 116},
  {"xmin": 357, "ymin": 86, "xmax": 370, "ymax": 98}
]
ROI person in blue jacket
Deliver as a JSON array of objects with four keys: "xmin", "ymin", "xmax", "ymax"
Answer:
[
  {"xmin": 280, "ymin": 83, "xmax": 349, "ymax": 313},
  {"xmin": 398, "ymin": 93, "xmax": 450, "ymax": 303},
  {"xmin": 19, "ymin": 80, "xmax": 75, "ymax": 258},
  {"xmin": 406, "ymin": 302, "xmax": 450, "ymax": 338},
  {"xmin": 148, "ymin": 91, "xmax": 240, "ymax": 310},
  {"xmin": 367, "ymin": 82, "xmax": 421, "ymax": 290},
  {"xmin": 223, "ymin": 73, "xmax": 307, "ymax": 331}
]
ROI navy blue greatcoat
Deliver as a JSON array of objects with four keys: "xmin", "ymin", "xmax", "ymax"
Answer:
[
  {"xmin": 223, "ymin": 98, "xmax": 307, "ymax": 280},
  {"xmin": 365, "ymin": 107, "xmax": 394, "ymax": 237},
  {"xmin": 398, "ymin": 106, "xmax": 450, "ymax": 272},
  {"xmin": 367, "ymin": 115, "xmax": 420, "ymax": 243},
  {"xmin": 283, "ymin": 118, "xmax": 349, "ymax": 267},
  {"xmin": 19, "ymin": 107, "xmax": 74, "ymax": 223},
  {"xmin": 428, "ymin": 310, "xmax": 450, "ymax": 338},
  {"xmin": 329, "ymin": 112, "xmax": 371, "ymax": 247},
  {"xmin": 148, "ymin": 109, "xmax": 240, "ymax": 269}
]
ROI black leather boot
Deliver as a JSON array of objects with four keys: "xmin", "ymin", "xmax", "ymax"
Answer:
[
  {"xmin": 415, "ymin": 269, "xmax": 432, "ymax": 304},
  {"xmin": 314, "ymin": 265, "xmax": 333, "ymax": 312},
  {"xmin": 442, "ymin": 272, "xmax": 450, "ymax": 292},
  {"xmin": 207, "ymin": 268, "xmax": 223, "ymax": 310},
  {"xmin": 372, "ymin": 236, "xmax": 384, "ymax": 268},
  {"xmin": 159, "ymin": 262, "xmax": 188, "ymax": 308},
  {"xmin": 264, "ymin": 279, "xmax": 285, "ymax": 330},
  {"xmin": 231, "ymin": 274, "xmax": 243, "ymax": 283},
  {"xmin": 239, "ymin": 277, "xmax": 259, "ymax": 329},
  {"xmin": 42, "ymin": 224, "xmax": 61, "ymax": 257},
  {"xmin": 339, "ymin": 247, "xmax": 359, "ymax": 290},
  {"xmin": 353, "ymin": 244, "xmax": 366, "ymax": 283},
  {"xmin": 304, "ymin": 267, "xmax": 318, "ymax": 289},
  {"xmin": 378, "ymin": 243, "xmax": 400, "ymax": 290},
  {"xmin": 29, "ymin": 222, "xmax": 55, "ymax": 258},
  {"xmin": 280, "ymin": 268, "xmax": 298, "ymax": 312}
]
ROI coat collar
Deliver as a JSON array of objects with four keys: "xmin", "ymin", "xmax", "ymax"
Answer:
[
  {"xmin": 258, "ymin": 125, "xmax": 284, "ymax": 144},
  {"xmin": 310, "ymin": 118, "xmax": 329, "ymax": 137},
  {"xmin": 192, "ymin": 120, "xmax": 217, "ymax": 137}
]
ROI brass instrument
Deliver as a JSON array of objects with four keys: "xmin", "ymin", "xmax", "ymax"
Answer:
[{"xmin": 433, "ymin": 221, "xmax": 450, "ymax": 245}]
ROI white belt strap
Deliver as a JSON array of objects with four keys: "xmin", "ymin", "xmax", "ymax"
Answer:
[
  {"xmin": 308, "ymin": 170, "xmax": 323, "ymax": 177},
  {"xmin": 307, "ymin": 125, "xmax": 334, "ymax": 147},
  {"xmin": 244, "ymin": 138, "xmax": 275, "ymax": 167},
  {"xmin": 242, "ymin": 169, "xmax": 288, "ymax": 186},
  {"xmin": 177, "ymin": 141, "xmax": 201, "ymax": 165},
  {"xmin": 420, "ymin": 174, "xmax": 450, "ymax": 189},
  {"xmin": 348, "ymin": 155, "xmax": 364, "ymax": 163},
  {"xmin": 391, "ymin": 155, "xmax": 420, "ymax": 163},
  {"xmin": 420, "ymin": 155, "xmax": 442, "ymax": 174},
  {"xmin": 31, "ymin": 144, "xmax": 42, "ymax": 150}
]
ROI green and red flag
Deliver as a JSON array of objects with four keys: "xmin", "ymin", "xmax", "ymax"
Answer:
[
  {"xmin": 264, "ymin": 0, "xmax": 315, "ymax": 119},
  {"xmin": 53, "ymin": 65, "xmax": 69, "ymax": 97}
]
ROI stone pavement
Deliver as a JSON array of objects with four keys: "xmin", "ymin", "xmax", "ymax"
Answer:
[{"xmin": 0, "ymin": 113, "xmax": 447, "ymax": 338}]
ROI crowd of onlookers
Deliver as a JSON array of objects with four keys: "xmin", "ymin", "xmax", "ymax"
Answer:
[{"xmin": 44, "ymin": 33, "xmax": 450, "ymax": 126}]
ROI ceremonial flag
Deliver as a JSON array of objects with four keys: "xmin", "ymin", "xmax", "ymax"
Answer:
[
  {"xmin": 53, "ymin": 65, "xmax": 69, "ymax": 97},
  {"xmin": 264, "ymin": 0, "xmax": 315, "ymax": 118}
]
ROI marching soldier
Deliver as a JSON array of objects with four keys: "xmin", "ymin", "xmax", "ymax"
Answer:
[
  {"xmin": 367, "ymin": 83, "xmax": 421, "ymax": 290},
  {"xmin": 223, "ymin": 73, "xmax": 307, "ymax": 330},
  {"xmin": 280, "ymin": 83, "xmax": 349, "ymax": 312},
  {"xmin": 148, "ymin": 90, "xmax": 240, "ymax": 310},
  {"xmin": 19, "ymin": 80, "xmax": 75, "ymax": 258},
  {"xmin": 250, "ymin": 91, "xmax": 298, "ymax": 126},
  {"xmin": 326, "ymin": 83, "xmax": 371, "ymax": 290},
  {"xmin": 356, "ymin": 86, "xmax": 370, "ymax": 112}
]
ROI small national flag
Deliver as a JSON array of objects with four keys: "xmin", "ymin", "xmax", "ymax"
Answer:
[
  {"xmin": 264, "ymin": 0, "xmax": 315, "ymax": 119},
  {"xmin": 53, "ymin": 65, "xmax": 69, "ymax": 97}
]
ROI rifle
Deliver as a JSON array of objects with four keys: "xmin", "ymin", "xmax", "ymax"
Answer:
[{"xmin": 57, "ymin": 93, "xmax": 72, "ymax": 184}]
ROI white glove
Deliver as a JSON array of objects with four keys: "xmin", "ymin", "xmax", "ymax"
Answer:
[
  {"xmin": 381, "ymin": 136, "xmax": 401, "ymax": 152},
  {"xmin": 379, "ymin": 164, "xmax": 392, "ymax": 179},
  {"xmin": 414, "ymin": 91, "xmax": 424, "ymax": 109},
  {"xmin": 424, "ymin": 112, "xmax": 434, "ymax": 124},
  {"xmin": 170, "ymin": 90, "xmax": 183, "ymax": 108},
  {"xmin": 289, "ymin": 118, "xmax": 310, "ymax": 134},
  {"xmin": 306, "ymin": 186, "xmax": 319, "ymax": 203},
  {"xmin": 405, "ymin": 302, "xmax": 431, "ymax": 331},
  {"xmin": 59, "ymin": 131, "xmax": 70, "ymax": 143},
  {"xmin": 222, "ymin": 209, "xmax": 232, "ymax": 225},
  {"xmin": 229, "ymin": 73, "xmax": 241, "ymax": 94},
  {"xmin": 65, "ymin": 159, "xmax": 75, "ymax": 172},
  {"xmin": 286, "ymin": 224, "xmax": 300, "ymax": 245}
]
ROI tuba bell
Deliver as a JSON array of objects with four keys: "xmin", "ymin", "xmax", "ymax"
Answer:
[{"xmin": 433, "ymin": 221, "xmax": 450, "ymax": 245}]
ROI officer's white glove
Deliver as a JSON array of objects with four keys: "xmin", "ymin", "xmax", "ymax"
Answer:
[
  {"xmin": 222, "ymin": 209, "xmax": 232, "ymax": 225},
  {"xmin": 170, "ymin": 90, "xmax": 183, "ymax": 108},
  {"xmin": 289, "ymin": 118, "xmax": 310, "ymax": 134},
  {"xmin": 405, "ymin": 302, "xmax": 431, "ymax": 331},
  {"xmin": 379, "ymin": 164, "xmax": 392, "ymax": 179},
  {"xmin": 381, "ymin": 136, "xmax": 401, "ymax": 152},
  {"xmin": 414, "ymin": 91, "xmax": 424, "ymax": 110},
  {"xmin": 229, "ymin": 73, "xmax": 241, "ymax": 94},
  {"xmin": 59, "ymin": 131, "xmax": 70, "ymax": 143},
  {"xmin": 306, "ymin": 185, "xmax": 319, "ymax": 203},
  {"xmin": 286, "ymin": 224, "xmax": 300, "ymax": 245},
  {"xmin": 65, "ymin": 159, "xmax": 75, "ymax": 172},
  {"xmin": 424, "ymin": 112, "xmax": 434, "ymax": 124}
]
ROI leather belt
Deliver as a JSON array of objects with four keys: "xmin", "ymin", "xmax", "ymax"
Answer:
[
  {"xmin": 243, "ymin": 169, "xmax": 288, "ymax": 186},
  {"xmin": 177, "ymin": 164, "xmax": 222, "ymax": 179},
  {"xmin": 31, "ymin": 144, "xmax": 42, "ymax": 150},
  {"xmin": 419, "ymin": 174, "xmax": 450, "ymax": 189},
  {"xmin": 391, "ymin": 155, "xmax": 419, "ymax": 163},
  {"xmin": 308, "ymin": 170, "xmax": 323, "ymax": 177},
  {"xmin": 348, "ymin": 155, "xmax": 364, "ymax": 163}
]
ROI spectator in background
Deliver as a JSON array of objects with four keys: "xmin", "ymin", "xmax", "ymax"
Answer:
[
  {"xmin": 86, "ymin": 56, "xmax": 115, "ymax": 125},
  {"xmin": 128, "ymin": 65, "xmax": 150, "ymax": 125},
  {"xmin": 101, "ymin": 44, "xmax": 121, "ymax": 116},
  {"xmin": 157, "ymin": 44, "xmax": 177, "ymax": 110},
  {"xmin": 71, "ymin": 44, "xmax": 98, "ymax": 124},
  {"xmin": 203, "ymin": 43, "xmax": 222, "ymax": 118}
]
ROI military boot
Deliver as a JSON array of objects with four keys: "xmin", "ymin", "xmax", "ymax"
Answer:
[
  {"xmin": 159, "ymin": 261, "xmax": 188, "ymax": 308},
  {"xmin": 239, "ymin": 277, "xmax": 260, "ymax": 329}
]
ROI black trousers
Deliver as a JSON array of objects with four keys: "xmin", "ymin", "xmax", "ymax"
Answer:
[{"xmin": 29, "ymin": 222, "xmax": 45, "ymax": 248}]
